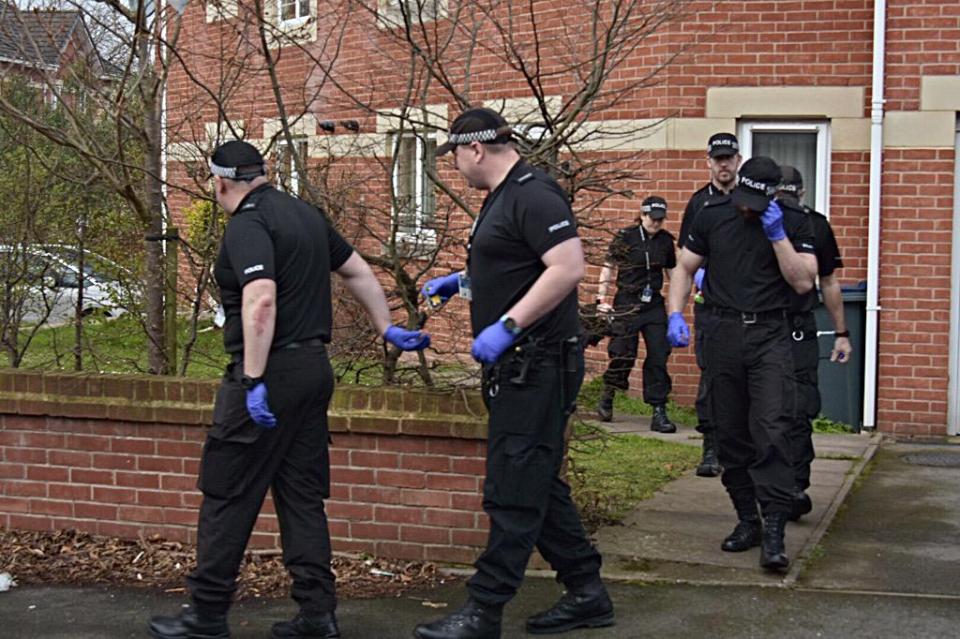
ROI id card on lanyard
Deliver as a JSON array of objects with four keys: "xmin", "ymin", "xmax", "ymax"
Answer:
[{"xmin": 639, "ymin": 225, "xmax": 653, "ymax": 304}]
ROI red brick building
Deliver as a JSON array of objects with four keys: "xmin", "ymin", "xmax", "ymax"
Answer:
[
  {"xmin": 164, "ymin": 0, "xmax": 960, "ymax": 437},
  {"xmin": 0, "ymin": 2, "xmax": 105, "ymax": 97}
]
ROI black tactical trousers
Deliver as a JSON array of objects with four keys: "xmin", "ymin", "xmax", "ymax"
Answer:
[
  {"xmin": 601, "ymin": 301, "xmax": 672, "ymax": 405},
  {"xmin": 788, "ymin": 311, "xmax": 821, "ymax": 491},
  {"xmin": 188, "ymin": 345, "xmax": 336, "ymax": 614},
  {"xmin": 700, "ymin": 310, "xmax": 797, "ymax": 515},
  {"xmin": 468, "ymin": 340, "xmax": 602, "ymax": 606},
  {"xmin": 693, "ymin": 302, "xmax": 713, "ymax": 436}
]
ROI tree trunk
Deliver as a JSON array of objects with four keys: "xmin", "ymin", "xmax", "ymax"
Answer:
[{"xmin": 142, "ymin": 64, "xmax": 168, "ymax": 374}]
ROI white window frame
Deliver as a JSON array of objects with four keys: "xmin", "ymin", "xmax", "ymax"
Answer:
[
  {"xmin": 391, "ymin": 131, "xmax": 437, "ymax": 243},
  {"xmin": 738, "ymin": 120, "xmax": 831, "ymax": 217},
  {"xmin": 377, "ymin": 0, "xmax": 448, "ymax": 29},
  {"xmin": 277, "ymin": 0, "xmax": 310, "ymax": 26},
  {"xmin": 276, "ymin": 138, "xmax": 307, "ymax": 197}
]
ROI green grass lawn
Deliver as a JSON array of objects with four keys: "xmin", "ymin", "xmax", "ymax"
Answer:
[
  {"xmin": 567, "ymin": 420, "xmax": 701, "ymax": 531},
  {"xmin": 14, "ymin": 315, "xmax": 229, "ymax": 378}
]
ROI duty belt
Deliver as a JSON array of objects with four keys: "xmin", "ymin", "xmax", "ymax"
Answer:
[
  {"xmin": 709, "ymin": 306, "xmax": 787, "ymax": 325},
  {"xmin": 484, "ymin": 336, "xmax": 580, "ymax": 396},
  {"xmin": 788, "ymin": 310, "xmax": 817, "ymax": 342},
  {"xmin": 230, "ymin": 337, "xmax": 326, "ymax": 362}
]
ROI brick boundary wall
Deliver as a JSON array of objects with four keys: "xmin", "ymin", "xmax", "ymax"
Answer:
[{"xmin": 0, "ymin": 370, "xmax": 490, "ymax": 564}]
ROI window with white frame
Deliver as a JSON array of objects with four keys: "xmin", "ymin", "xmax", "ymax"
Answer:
[
  {"xmin": 378, "ymin": 0, "xmax": 447, "ymax": 28},
  {"xmin": 278, "ymin": 0, "xmax": 309, "ymax": 23},
  {"xmin": 275, "ymin": 138, "xmax": 308, "ymax": 197},
  {"xmin": 392, "ymin": 132, "xmax": 436, "ymax": 239},
  {"xmin": 738, "ymin": 121, "xmax": 831, "ymax": 216}
]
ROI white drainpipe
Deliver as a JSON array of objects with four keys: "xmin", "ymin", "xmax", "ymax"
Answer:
[{"xmin": 862, "ymin": 0, "xmax": 887, "ymax": 431}]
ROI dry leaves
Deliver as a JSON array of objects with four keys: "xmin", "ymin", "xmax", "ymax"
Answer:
[{"xmin": 0, "ymin": 529, "xmax": 455, "ymax": 600}]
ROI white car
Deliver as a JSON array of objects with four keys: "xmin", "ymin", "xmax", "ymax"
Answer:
[{"xmin": 0, "ymin": 245, "xmax": 133, "ymax": 325}]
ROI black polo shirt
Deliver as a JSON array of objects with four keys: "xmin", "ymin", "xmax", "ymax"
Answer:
[
  {"xmin": 679, "ymin": 183, "xmax": 729, "ymax": 250},
  {"xmin": 779, "ymin": 198, "xmax": 844, "ymax": 313},
  {"xmin": 685, "ymin": 196, "xmax": 816, "ymax": 313},
  {"xmin": 607, "ymin": 225, "xmax": 676, "ymax": 307},
  {"xmin": 467, "ymin": 161, "xmax": 580, "ymax": 342},
  {"xmin": 214, "ymin": 184, "xmax": 354, "ymax": 353}
]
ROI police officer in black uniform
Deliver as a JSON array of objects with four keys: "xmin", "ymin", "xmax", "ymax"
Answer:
[
  {"xmin": 678, "ymin": 132, "xmax": 742, "ymax": 477},
  {"xmin": 595, "ymin": 196, "xmax": 677, "ymax": 432},
  {"xmin": 777, "ymin": 166, "xmax": 851, "ymax": 520},
  {"xmin": 149, "ymin": 141, "xmax": 430, "ymax": 639},
  {"xmin": 414, "ymin": 108, "xmax": 612, "ymax": 639},
  {"xmin": 667, "ymin": 157, "xmax": 817, "ymax": 571}
]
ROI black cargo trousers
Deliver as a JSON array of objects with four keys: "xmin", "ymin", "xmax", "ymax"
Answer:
[
  {"xmin": 601, "ymin": 299, "xmax": 672, "ymax": 405},
  {"xmin": 693, "ymin": 302, "xmax": 713, "ymax": 437},
  {"xmin": 787, "ymin": 311, "xmax": 820, "ymax": 492},
  {"xmin": 467, "ymin": 337, "xmax": 603, "ymax": 606},
  {"xmin": 700, "ymin": 309, "xmax": 798, "ymax": 515},
  {"xmin": 188, "ymin": 343, "xmax": 336, "ymax": 615}
]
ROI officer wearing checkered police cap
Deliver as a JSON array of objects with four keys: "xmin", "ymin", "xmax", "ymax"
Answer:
[
  {"xmin": 416, "ymin": 106, "xmax": 613, "ymax": 638},
  {"xmin": 149, "ymin": 139, "xmax": 430, "ymax": 638},
  {"xmin": 208, "ymin": 140, "xmax": 267, "ymax": 182}
]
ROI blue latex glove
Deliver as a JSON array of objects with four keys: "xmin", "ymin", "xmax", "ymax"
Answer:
[
  {"xmin": 384, "ymin": 324, "xmax": 431, "ymax": 351},
  {"xmin": 471, "ymin": 320, "xmax": 517, "ymax": 363},
  {"xmin": 421, "ymin": 272, "xmax": 460, "ymax": 306},
  {"xmin": 246, "ymin": 382, "xmax": 277, "ymax": 428},
  {"xmin": 694, "ymin": 267, "xmax": 706, "ymax": 290},
  {"xmin": 761, "ymin": 200, "xmax": 786, "ymax": 242},
  {"xmin": 666, "ymin": 312, "xmax": 690, "ymax": 347}
]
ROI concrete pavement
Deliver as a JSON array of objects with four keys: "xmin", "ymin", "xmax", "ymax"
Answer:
[{"xmin": 589, "ymin": 416, "xmax": 879, "ymax": 586}]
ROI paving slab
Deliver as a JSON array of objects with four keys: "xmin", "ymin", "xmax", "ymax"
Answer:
[
  {"xmin": 801, "ymin": 441, "xmax": 960, "ymax": 596},
  {"xmin": 586, "ymin": 417, "xmax": 879, "ymax": 587}
]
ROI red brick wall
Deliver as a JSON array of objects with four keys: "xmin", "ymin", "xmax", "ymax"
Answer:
[
  {"xmin": 164, "ymin": 1, "xmax": 959, "ymax": 434},
  {"xmin": 0, "ymin": 370, "xmax": 490, "ymax": 563},
  {"xmin": 875, "ymin": 148, "xmax": 955, "ymax": 436},
  {"xmin": 874, "ymin": 1, "xmax": 959, "ymax": 435}
]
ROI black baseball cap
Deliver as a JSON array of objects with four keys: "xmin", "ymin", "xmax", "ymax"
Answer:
[
  {"xmin": 779, "ymin": 165, "xmax": 804, "ymax": 194},
  {"xmin": 731, "ymin": 156, "xmax": 782, "ymax": 213},
  {"xmin": 707, "ymin": 132, "xmax": 740, "ymax": 158},
  {"xmin": 436, "ymin": 107, "xmax": 513, "ymax": 156},
  {"xmin": 209, "ymin": 140, "xmax": 265, "ymax": 181},
  {"xmin": 640, "ymin": 196, "xmax": 668, "ymax": 219}
]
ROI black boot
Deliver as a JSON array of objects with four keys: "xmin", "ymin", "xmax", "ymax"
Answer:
[
  {"xmin": 649, "ymin": 404, "xmax": 676, "ymax": 433},
  {"xmin": 695, "ymin": 430, "xmax": 722, "ymax": 477},
  {"xmin": 148, "ymin": 604, "xmax": 230, "ymax": 639},
  {"xmin": 414, "ymin": 598, "xmax": 502, "ymax": 639},
  {"xmin": 525, "ymin": 578, "xmax": 615, "ymax": 635},
  {"xmin": 272, "ymin": 610, "xmax": 340, "ymax": 638},
  {"xmin": 721, "ymin": 495, "xmax": 762, "ymax": 552},
  {"xmin": 596, "ymin": 386, "xmax": 615, "ymax": 422},
  {"xmin": 788, "ymin": 491, "xmax": 813, "ymax": 522},
  {"xmin": 760, "ymin": 512, "xmax": 790, "ymax": 571}
]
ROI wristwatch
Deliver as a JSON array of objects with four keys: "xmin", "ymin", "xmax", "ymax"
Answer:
[
  {"xmin": 835, "ymin": 330, "xmax": 850, "ymax": 338},
  {"xmin": 499, "ymin": 315, "xmax": 523, "ymax": 336},
  {"xmin": 240, "ymin": 375, "xmax": 264, "ymax": 390}
]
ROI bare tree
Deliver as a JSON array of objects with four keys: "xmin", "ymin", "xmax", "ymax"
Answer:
[{"xmin": 0, "ymin": 0, "xmax": 187, "ymax": 373}]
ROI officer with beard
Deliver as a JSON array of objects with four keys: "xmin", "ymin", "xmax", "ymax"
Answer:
[{"xmin": 678, "ymin": 132, "xmax": 742, "ymax": 477}]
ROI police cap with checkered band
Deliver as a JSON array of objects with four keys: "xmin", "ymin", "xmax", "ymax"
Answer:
[
  {"xmin": 436, "ymin": 107, "xmax": 513, "ymax": 156},
  {"xmin": 209, "ymin": 140, "xmax": 266, "ymax": 181}
]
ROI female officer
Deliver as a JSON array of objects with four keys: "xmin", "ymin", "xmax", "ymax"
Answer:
[{"xmin": 595, "ymin": 196, "xmax": 677, "ymax": 432}]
